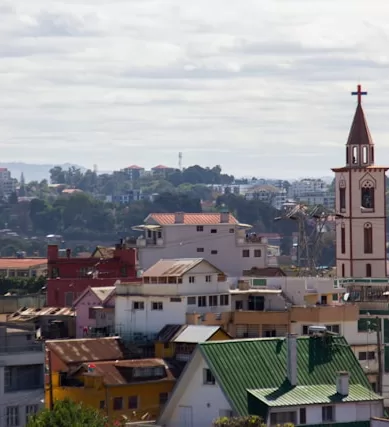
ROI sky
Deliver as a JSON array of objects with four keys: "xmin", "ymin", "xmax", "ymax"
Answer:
[{"xmin": 1, "ymin": 0, "xmax": 389, "ymax": 179}]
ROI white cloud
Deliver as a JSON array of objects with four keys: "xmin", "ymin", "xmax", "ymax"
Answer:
[{"xmin": 0, "ymin": 0, "xmax": 388, "ymax": 178}]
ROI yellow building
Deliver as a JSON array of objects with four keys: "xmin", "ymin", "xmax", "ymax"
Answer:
[
  {"xmin": 47, "ymin": 358, "xmax": 176, "ymax": 423},
  {"xmin": 155, "ymin": 324, "xmax": 231, "ymax": 360}
]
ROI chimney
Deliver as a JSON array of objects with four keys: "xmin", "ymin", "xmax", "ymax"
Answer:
[
  {"xmin": 220, "ymin": 211, "xmax": 230, "ymax": 224},
  {"xmin": 336, "ymin": 371, "xmax": 349, "ymax": 395},
  {"xmin": 47, "ymin": 245, "xmax": 59, "ymax": 261},
  {"xmin": 174, "ymin": 212, "xmax": 184, "ymax": 224},
  {"xmin": 286, "ymin": 334, "xmax": 298, "ymax": 386},
  {"xmin": 66, "ymin": 248, "xmax": 71, "ymax": 259}
]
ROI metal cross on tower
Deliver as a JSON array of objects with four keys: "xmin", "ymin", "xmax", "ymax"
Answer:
[{"xmin": 351, "ymin": 84, "xmax": 367, "ymax": 105}]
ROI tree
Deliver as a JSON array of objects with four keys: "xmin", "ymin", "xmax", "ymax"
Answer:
[
  {"xmin": 27, "ymin": 399, "xmax": 125, "ymax": 427},
  {"xmin": 213, "ymin": 416, "xmax": 294, "ymax": 426}
]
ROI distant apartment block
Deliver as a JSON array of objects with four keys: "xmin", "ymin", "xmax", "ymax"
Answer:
[
  {"xmin": 0, "ymin": 168, "xmax": 16, "ymax": 198},
  {"xmin": 289, "ymin": 178, "xmax": 328, "ymax": 198},
  {"xmin": 133, "ymin": 212, "xmax": 268, "ymax": 277},
  {"xmin": 245, "ymin": 184, "xmax": 287, "ymax": 209},
  {"xmin": 0, "ymin": 323, "xmax": 44, "ymax": 427},
  {"xmin": 120, "ymin": 165, "xmax": 145, "ymax": 181}
]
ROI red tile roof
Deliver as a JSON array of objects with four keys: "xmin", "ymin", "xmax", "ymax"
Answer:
[
  {"xmin": 81, "ymin": 359, "xmax": 175, "ymax": 385},
  {"xmin": 126, "ymin": 165, "xmax": 143, "ymax": 170},
  {"xmin": 147, "ymin": 212, "xmax": 238, "ymax": 225},
  {"xmin": 152, "ymin": 165, "xmax": 171, "ymax": 170},
  {"xmin": 0, "ymin": 258, "xmax": 47, "ymax": 269},
  {"xmin": 347, "ymin": 104, "xmax": 373, "ymax": 145}
]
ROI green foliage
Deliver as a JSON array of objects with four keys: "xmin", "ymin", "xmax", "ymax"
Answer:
[
  {"xmin": 0, "ymin": 276, "xmax": 46, "ymax": 295},
  {"xmin": 27, "ymin": 399, "xmax": 125, "ymax": 427},
  {"xmin": 213, "ymin": 415, "xmax": 294, "ymax": 427}
]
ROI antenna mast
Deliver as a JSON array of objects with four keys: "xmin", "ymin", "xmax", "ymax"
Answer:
[{"xmin": 178, "ymin": 152, "xmax": 183, "ymax": 171}]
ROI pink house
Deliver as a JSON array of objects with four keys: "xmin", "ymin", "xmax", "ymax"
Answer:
[{"xmin": 73, "ymin": 286, "xmax": 116, "ymax": 338}]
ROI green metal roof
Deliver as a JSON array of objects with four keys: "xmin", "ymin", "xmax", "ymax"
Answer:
[
  {"xmin": 248, "ymin": 384, "xmax": 382, "ymax": 407},
  {"xmin": 199, "ymin": 336, "xmax": 373, "ymax": 416}
]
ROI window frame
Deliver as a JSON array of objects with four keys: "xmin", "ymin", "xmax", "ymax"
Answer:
[
  {"xmin": 242, "ymin": 249, "xmax": 250, "ymax": 258},
  {"xmin": 151, "ymin": 301, "xmax": 163, "ymax": 311}
]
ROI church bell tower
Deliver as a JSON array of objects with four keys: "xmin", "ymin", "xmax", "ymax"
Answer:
[{"xmin": 332, "ymin": 85, "xmax": 388, "ymax": 278}]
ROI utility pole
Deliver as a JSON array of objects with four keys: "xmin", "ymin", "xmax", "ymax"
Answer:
[
  {"xmin": 376, "ymin": 316, "xmax": 383, "ymax": 395},
  {"xmin": 48, "ymin": 349, "xmax": 54, "ymax": 410}
]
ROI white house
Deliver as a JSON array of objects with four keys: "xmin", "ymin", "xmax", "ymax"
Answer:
[
  {"xmin": 132, "ymin": 212, "xmax": 268, "ymax": 277},
  {"xmin": 0, "ymin": 324, "xmax": 44, "ymax": 427},
  {"xmin": 158, "ymin": 334, "xmax": 383, "ymax": 427},
  {"xmin": 115, "ymin": 258, "xmax": 231, "ymax": 338}
]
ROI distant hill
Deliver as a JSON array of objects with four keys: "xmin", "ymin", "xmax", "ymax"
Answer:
[{"xmin": 0, "ymin": 163, "xmax": 87, "ymax": 182}]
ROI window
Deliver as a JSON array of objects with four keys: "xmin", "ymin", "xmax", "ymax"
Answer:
[
  {"xmin": 366, "ymin": 263, "xmax": 372, "ymax": 277},
  {"xmin": 197, "ymin": 248, "xmax": 204, "ymax": 253},
  {"xmin": 364, "ymin": 223, "xmax": 373, "ymax": 254},
  {"xmin": 151, "ymin": 302, "xmax": 163, "ymax": 311},
  {"xmin": 220, "ymin": 295, "xmax": 229, "ymax": 306},
  {"xmin": 352, "ymin": 146, "xmax": 358, "ymax": 164},
  {"xmin": 187, "ymin": 296, "xmax": 196, "ymax": 305},
  {"xmin": 5, "ymin": 365, "xmax": 43, "ymax": 393},
  {"xmin": 196, "ymin": 226, "xmax": 204, "ymax": 232},
  {"xmin": 326, "ymin": 324, "xmax": 340, "ymax": 334},
  {"xmin": 25, "ymin": 405, "xmax": 38, "ymax": 424},
  {"xmin": 229, "ymin": 228, "xmax": 235, "ymax": 233},
  {"xmin": 209, "ymin": 295, "xmax": 217, "ymax": 306},
  {"xmin": 113, "ymin": 397, "xmax": 123, "ymax": 410},
  {"xmin": 242, "ymin": 249, "xmax": 250, "ymax": 258},
  {"xmin": 302, "ymin": 325, "xmax": 310, "ymax": 335},
  {"xmin": 99, "ymin": 400, "xmax": 105, "ymax": 409},
  {"xmin": 170, "ymin": 297, "xmax": 181, "ymax": 302},
  {"xmin": 210, "ymin": 229, "xmax": 217, "ymax": 233},
  {"xmin": 339, "ymin": 187, "xmax": 346, "ymax": 211},
  {"xmin": 321, "ymin": 295, "xmax": 327, "ymax": 305},
  {"xmin": 88, "ymin": 307, "xmax": 96, "ymax": 319},
  {"xmin": 235, "ymin": 300, "xmax": 243, "ymax": 310},
  {"xmin": 341, "ymin": 225, "xmax": 346, "ymax": 254},
  {"xmin": 300, "ymin": 407, "xmax": 306, "ymax": 425},
  {"xmin": 361, "ymin": 185, "xmax": 375, "ymax": 209},
  {"xmin": 359, "ymin": 351, "xmax": 375, "ymax": 361},
  {"xmin": 205, "ymin": 275, "xmax": 212, "ymax": 282},
  {"xmin": 6, "ymin": 406, "xmax": 19, "ymax": 427},
  {"xmin": 341, "ymin": 263, "xmax": 345, "ymax": 277},
  {"xmin": 211, "ymin": 250, "xmax": 218, "ymax": 254},
  {"xmin": 159, "ymin": 392, "xmax": 169, "ymax": 405},
  {"xmin": 362, "ymin": 146, "xmax": 368, "ymax": 164},
  {"xmin": 133, "ymin": 301, "xmax": 144, "ymax": 310},
  {"xmin": 203, "ymin": 369, "xmax": 215, "ymax": 385},
  {"xmin": 254, "ymin": 249, "xmax": 262, "ymax": 258},
  {"xmin": 128, "ymin": 396, "xmax": 138, "ymax": 409},
  {"xmin": 65, "ymin": 292, "xmax": 73, "ymax": 306},
  {"xmin": 198, "ymin": 296, "xmax": 207, "ymax": 307},
  {"xmin": 322, "ymin": 406, "xmax": 334, "ymax": 422},
  {"xmin": 157, "ymin": 231, "xmax": 162, "ymax": 238},
  {"xmin": 51, "ymin": 267, "xmax": 59, "ymax": 279},
  {"xmin": 189, "ymin": 276, "xmax": 195, "ymax": 283},
  {"xmin": 270, "ymin": 411, "xmax": 296, "ymax": 425},
  {"xmin": 121, "ymin": 267, "xmax": 127, "ymax": 277}
]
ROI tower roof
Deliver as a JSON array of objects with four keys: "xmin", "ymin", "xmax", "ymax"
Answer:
[{"xmin": 347, "ymin": 100, "xmax": 373, "ymax": 146}]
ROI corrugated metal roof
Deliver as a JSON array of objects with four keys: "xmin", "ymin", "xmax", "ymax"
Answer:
[
  {"xmin": 90, "ymin": 286, "xmax": 115, "ymax": 302},
  {"xmin": 46, "ymin": 337, "xmax": 126, "ymax": 366},
  {"xmin": 156, "ymin": 325, "xmax": 186, "ymax": 343},
  {"xmin": 248, "ymin": 384, "xmax": 381, "ymax": 407},
  {"xmin": 143, "ymin": 258, "xmax": 205, "ymax": 277},
  {"xmin": 8, "ymin": 306, "xmax": 75, "ymax": 321},
  {"xmin": 199, "ymin": 336, "xmax": 372, "ymax": 416},
  {"xmin": 173, "ymin": 325, "xmax": 221, "ymax": 343},
  {"xmin": 0, "ymin": 258, "xmax": 47, "ymax": 269},
  {"xmin": 146, "ymin": 213, "xmax": 238, "ymax": 225},
  {"xmin": 80, "ymin": 358, "xmax": 175, "ymax": 386}
]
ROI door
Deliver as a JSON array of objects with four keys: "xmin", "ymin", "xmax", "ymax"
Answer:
[{"xmin": 179, "ymin": 406, "xmax": 193, "ymax": 427}]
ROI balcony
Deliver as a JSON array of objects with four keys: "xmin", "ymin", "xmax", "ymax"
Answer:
[
  {"xmin": 290, "ymin": 304, "xmax": 358, "ymax": 323},
  {"xmin": 136, "ymin": 237, "xmax": 164, "ymax": 247},
  {"xmin": 0, "ymin": 342, "xmax": 44, "ymax": 355},
  {"xmin": 233, "ymin": 310, "xmax": 289, "ymax": 325},
  {"xmin": 236, "ymin": 235, "xmax": 266, "ymax": 246}
]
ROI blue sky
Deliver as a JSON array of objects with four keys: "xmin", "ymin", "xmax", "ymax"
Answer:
[{"xmin": 0, "ymin": 0, "xmax": 388, "ymax": 179}]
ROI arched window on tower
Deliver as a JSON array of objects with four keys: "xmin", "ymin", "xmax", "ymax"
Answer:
[
  {"xmin": 352, "ymin": 146, "xmax": 358, "ymax": 164},
  {"xmin": 366, "ymin": 263, "xmax": 372, "ymax": 277},
  {"xmin": 362, "ymin": 146, "xmax": 368, "ymax": 164},
  {"xmin": 339, "ymin": 178, "xmax": 346, "ymax": 212},
  {"xmin": 346, "ymin": 147, "xmax": 349, "ymax": 164},
  {"xmin": 341, "ymin": 224, "xmax": 346, "ymax": 254},
  {"xmin": 364, "ymin": 223, "xmax": 373, "ymax": 254},
  {"xmin": 361, "ymin": 181, "xmax": 375, "ymax": 210},
  {"xmin": 371, "ymin": 146, "xmax": 374, "ymax": 163},
  {"xmin": 341, "ymin": 263, "xmax": 345, "ymax": 277}
]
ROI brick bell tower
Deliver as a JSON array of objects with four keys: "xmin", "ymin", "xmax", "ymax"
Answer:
[{"xmin": 332, "ymin": 85, "xmax": 388, "ymax": 278}]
